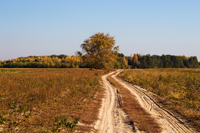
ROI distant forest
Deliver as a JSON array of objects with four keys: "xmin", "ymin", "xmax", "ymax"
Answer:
[
  {"xmin": 0, "ymin": 53, "xmax": 199, "ymax": 69},
  {"xmin": 0, "ymin": 54, "xmax": 128, "ymax": 69},
  {"xmin": 127, "ymin": 54, "xmax": 199, "ymax": 68}
]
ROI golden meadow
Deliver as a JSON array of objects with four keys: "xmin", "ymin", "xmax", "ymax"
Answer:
[
  {"xmin": 119, "ymin": 68, "xmax": 200, "ymax": 130},
  {"xmin": 0, "ymin": 68, "xmax": 106, "ymax": 132}
]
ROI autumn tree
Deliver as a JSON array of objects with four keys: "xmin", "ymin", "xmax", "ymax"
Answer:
[
  {"xmin": 132, "ymin": 53, "xmax": 140, "ymax": 68},
  {"xmin": 79, "ymin": 32, "xmax": 119, "ymax": 69}
]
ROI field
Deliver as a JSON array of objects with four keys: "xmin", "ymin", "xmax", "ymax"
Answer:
[
  {"xmin": 119, "ymin": 68, "xmax": 200, "ymax": 131},
  {"xmin": 1, "ymin": 68, "xmax": 199, "ymax": 132},
  {"xmin": 0, "ymin": 68, "xmax": 107, "ymax": 132}
]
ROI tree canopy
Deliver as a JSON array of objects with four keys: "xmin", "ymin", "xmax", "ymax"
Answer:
[
  {"xmin": 127, "ymin": 54, "xmax": 199, "ymax": 68},
  {"xmin": 80, "ymin": 32, "xmax": 119, "ymax": 69}
]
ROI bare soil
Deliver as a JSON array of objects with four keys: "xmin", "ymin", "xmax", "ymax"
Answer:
[{"xmin": 94, "ymin": 71, "xmax": 133, "ymax": 133}]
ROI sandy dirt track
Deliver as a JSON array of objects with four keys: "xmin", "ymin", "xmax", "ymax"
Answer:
[
  {"xmin": 94, "ymin": 70, "xmax": 196, "ymax": 133},
  {"xmin": 94, "ymin": 71, "xmax": 133, "ymax": 133}
]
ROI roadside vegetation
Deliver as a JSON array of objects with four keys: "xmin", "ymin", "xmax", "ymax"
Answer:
[
  {"xmin": 119, "ymin": 68, "xmax": 200, "ymax": 131},
  {"xmin": 107, "ymin": 73, "xmax": 161, "ymax": 133},
  {"xmin": 0, "ymin": 68, "xmax": 107, "ymax": 132}
]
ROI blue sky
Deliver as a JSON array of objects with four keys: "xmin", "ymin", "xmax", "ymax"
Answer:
[{"xmin": 0, "ymin": 0, "xmax": 200, "ymax": 61}]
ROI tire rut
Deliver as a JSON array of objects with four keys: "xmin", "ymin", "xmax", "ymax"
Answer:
[
  {"xmin": 112, "ymin": 70, "xmax": 195, "ymax": 133},
  {"xmin": 94, "ymin": 71, "xmax": 133, "ymax": 133}
]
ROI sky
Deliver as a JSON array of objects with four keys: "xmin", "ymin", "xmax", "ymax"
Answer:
[{"xmin": 0, "ymin": 0, "xmax": 200, "ymax": 61}]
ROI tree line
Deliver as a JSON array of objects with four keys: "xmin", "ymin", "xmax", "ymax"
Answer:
[
  {"xmin": 1, "ymin": 53, "xmax": 198, "ymax": 69},
  {"xmin": 127, "ymin": 54, "xmax": 199, "ymax": 68},
  {"xmin": 0, "ymin": 33, "xmax": 199, "ymax": 69},
  {"xmin": 0, "ymin": 55, "xmax": 82, "ymax": 68},
  {"xmin": 0, "ymin": 54, "xmax": 128, "ymax": 69}
]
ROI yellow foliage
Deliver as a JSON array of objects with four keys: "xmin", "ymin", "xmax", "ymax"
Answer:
[
  {"xmin": 80, "ymin": 32, "xmax": 119, "ymax": 69},
  {"xmin": 123, "ymin": 56, "xmax": 128, "ymax": 67}
]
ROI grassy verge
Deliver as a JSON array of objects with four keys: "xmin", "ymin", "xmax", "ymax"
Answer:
[
  {"xmin": 119, "ymin": 68, "xmax": 200, "ymax": 131},
  {"xmin": 0, "ymin": 68, "xmax": 106, "ymax": 132},
  {"xmin": 107, "ymin": 73, "xmax": 161, "ymax": 133}
]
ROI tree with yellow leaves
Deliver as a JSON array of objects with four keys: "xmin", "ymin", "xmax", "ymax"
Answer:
[{"xmin": 79, "ymin": 32, "xmax": 119, "ymax": 69}]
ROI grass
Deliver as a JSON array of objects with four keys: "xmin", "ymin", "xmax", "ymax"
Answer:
[
  {"xmin": 107, "ymin": 73, "xmax": 161, "ymax": 133},
  {"xmin": 0, "ymin": 68, "xmax": 107, "ymax": 132},
  {"xmin": 119, "ymin": 68, "xmax": 200, "ymax": 131}
]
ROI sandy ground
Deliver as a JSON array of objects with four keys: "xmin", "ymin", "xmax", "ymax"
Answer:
[
  {"xmin": 94, "ymin": 71, "xmax": 133, "ymax": 133},
  {"xmin": 93, "ymin": 70, "xmax": 196, "ymax": 133}
]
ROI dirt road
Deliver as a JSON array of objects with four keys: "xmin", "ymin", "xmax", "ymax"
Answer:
[
  {"xmin": 94, "ymin": 71, "xmax": 133, "ymax": 133},
  {"xmin": 94, "ymin": 70, "xmax": 195, "ymax": 133}
]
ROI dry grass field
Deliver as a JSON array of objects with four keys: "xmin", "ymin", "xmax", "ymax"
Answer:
[
  {"xmin": 119, "ymin": 68, "xmax": 200, "ymax": 131},
  {"xmin": 0, "ymin": 68, "xmax": 107, "ymax": 132}
]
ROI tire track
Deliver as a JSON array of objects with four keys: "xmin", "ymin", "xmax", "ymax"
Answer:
[
  {"xmin": 112, "ymin": 70, "xmax": 195, "ymax": 133},
  {"xmin": 94, "ymin": 71, "xmax": 133, "ymax": 133}
]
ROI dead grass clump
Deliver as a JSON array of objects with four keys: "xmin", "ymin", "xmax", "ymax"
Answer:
[
  {"xmin": 78, "ymin": 83, "xmax": 104, "ymax": 124},
  {"xmin": 107, "ymin": 76, "xmax": 161, "ymax": 133}
]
